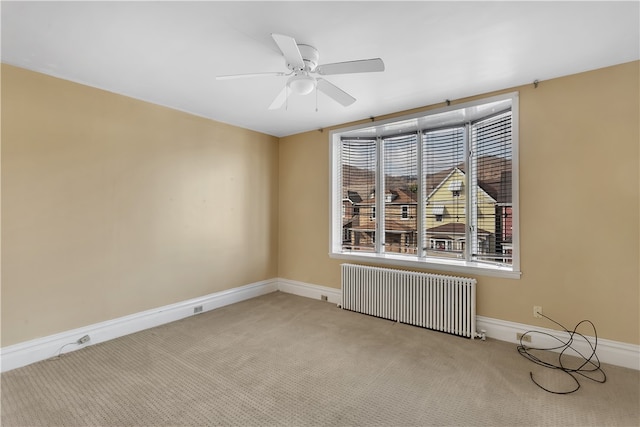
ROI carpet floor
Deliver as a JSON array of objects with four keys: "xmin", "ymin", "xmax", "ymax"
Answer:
[{"xmin": 2, "ymin": 291, "xmax": 638, "ymax": 426}]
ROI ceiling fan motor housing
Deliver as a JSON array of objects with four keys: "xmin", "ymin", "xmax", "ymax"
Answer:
[
  {"xmin": 297, "ymin": 44, "xmax": 319, "ymax": 72},
  {"xmin": 286, "ymin": 44, "xmax": 319, "ymax": 95}
]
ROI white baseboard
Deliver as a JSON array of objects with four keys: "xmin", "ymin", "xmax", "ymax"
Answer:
[
  {"xmin": 0, "ymin": 279, "xmax": 278, "ymax": 373},
  {"xmin": 280, "ymin": 280, "xmax": 639, "ymax": 370},
  {"xmin": 277, "ymin": 278, "xmax": 342, "ymax": 305},
  {"xmin": 2, "ymin": 278, "xmax": 637, "ymax": 372},
  {"xmin": 477, "ymin": 316, "xmax": 639, "ymax": 370}
]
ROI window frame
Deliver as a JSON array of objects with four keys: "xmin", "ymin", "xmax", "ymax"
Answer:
[{"xmin": 329, "ymin": 92, "xmax": 521, "ymax": 279}]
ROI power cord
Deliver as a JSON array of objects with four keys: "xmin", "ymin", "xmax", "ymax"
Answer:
[
  {"xmin": 516, "ymin": 312, "xmax": 606, "ymax": 394},
  {"xmin": 48, "ymin": 335, "xmax": 91, "ymax": 361}
]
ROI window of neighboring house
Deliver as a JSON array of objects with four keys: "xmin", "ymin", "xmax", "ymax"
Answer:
[
  {"xmin": 330, "ymin": 92, "xmax": 520, "ymax": 278},
  {"xmin": 401, "ymin": 205, "xmax": 409, "ymax": 220},
  {"xmin": 449, "ymin": 180, "xmax": 462, "ymax": 197},
  {"xmin": 432, "ymin": 205, "xmax": 445, "ymax": 223}
]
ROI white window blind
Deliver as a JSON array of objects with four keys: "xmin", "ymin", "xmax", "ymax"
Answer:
[
  {"xmin": 341, "ymin": 139, "xmax": 376, "ymax": 252},
  {"xmin": 423, "ymin": 127, "xmax": 466, "ymax": 259},
  {"xmin": 383, "ymin": 134, "xmax": 418, "ymax": 255},
  {"xmin": 470, "ymin": 111, "xmax": 513, "ymax": 264}
]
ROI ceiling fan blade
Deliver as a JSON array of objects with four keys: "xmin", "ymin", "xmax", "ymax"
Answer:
[
  {"xmin": 316, "ymin": 58, "xmax": 385, "ymax": 75},
  {"xmin": 268, "ymin": 86, "xmax": 290, "ymax": 110},
  {"xmin": 271, "ymin": 33, "xmax": 305, "ymax": 70},
  {"xmin": 216, "ymin": 71, "xmax": 286, "ymax": 80},
  {"xmin": 317, "ymin": 78, "xmax": 356, "ymax": 107}
]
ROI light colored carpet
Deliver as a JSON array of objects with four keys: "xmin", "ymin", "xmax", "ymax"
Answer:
[{"xmin": 2, "ymin": 291, "xmax": 638, "ymax": 426}]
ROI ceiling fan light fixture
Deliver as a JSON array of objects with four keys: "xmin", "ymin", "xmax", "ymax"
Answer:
[{"xmin": 288, "ymin": 74, "xmax": 316, "ymax": 95}]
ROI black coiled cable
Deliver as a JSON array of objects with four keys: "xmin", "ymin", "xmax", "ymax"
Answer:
[{"xmin": 516, "ymin": 313, "xmax": 606, "ymax": 394}]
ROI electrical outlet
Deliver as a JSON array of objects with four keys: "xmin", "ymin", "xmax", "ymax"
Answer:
[
  {"xmin": 77, "ymin": 335, "xmax": 90, "ymax": 345},
  {"xmin": 533, "ymin": 306, "xmax": 543, "ymax": 318},
  {"xmin": 193, "ymin": 305, "xmax": 203, "ymax": 314},
  {"xmin": 516, "ymin": 332, "xmax": 531, "ymax": 343},
  {"xmin": 321, "ymin": 295, "xmax": 328, "ymax": 302}
]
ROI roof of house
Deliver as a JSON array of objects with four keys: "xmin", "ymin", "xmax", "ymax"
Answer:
[
  {"xmin": 349, "ymin": 216, "xmax": 416, "ymax": 233},
  {"xmin": 346, "ymin": 190, "xmax": 362, "ymax": 204},
  {"xmin": 350, "ymin": 187, "xmax": 418, "ymax": 206},
  {"xmin": 426, "ymin": 167, "xmax": 497, "ymax": 204},
  {"xmin": 426, "ymin": 222, "xmax": 491, "ymax": 238},
  {"xmin": 343, "ymin": 155, "xmax": 511, "ymax": 204}
]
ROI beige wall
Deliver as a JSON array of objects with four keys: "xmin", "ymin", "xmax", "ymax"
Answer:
[
  {"xmin": 2, "ymin": 61, "xmax": 638, "ymax": 349},
  {"xmin": 279, "ymin": 61, "xmax": 640, "ymax": 345},
  {"xmin": 1, "ymin": 64, "xmax": 279, "ymax": 346}
]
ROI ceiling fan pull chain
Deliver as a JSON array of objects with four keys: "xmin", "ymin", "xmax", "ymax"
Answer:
[{"xmin": 315, "ymin": 86, "xmax": 319, "ymax": 112}]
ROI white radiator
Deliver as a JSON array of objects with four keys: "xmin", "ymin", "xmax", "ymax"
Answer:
[{"xmin": 341, "ymin": 264, "xmax": 478, "ymax": 339}]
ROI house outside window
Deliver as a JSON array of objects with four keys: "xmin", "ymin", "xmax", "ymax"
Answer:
[{"xmin": 332, "ymin": 92, "xmax": 520, "ymax": 278}]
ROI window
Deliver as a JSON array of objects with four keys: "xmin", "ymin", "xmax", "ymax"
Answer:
[
  {"xmin": 432, "ymin": 205, "xmax": 445, "ymax": 222},
  {"xmin": 449, "ymin": 180, "xmax": 462, "ymax": 197},
  {"xmin": 331, "ymin": 92, "xmax": 520, "ymax": 278}
]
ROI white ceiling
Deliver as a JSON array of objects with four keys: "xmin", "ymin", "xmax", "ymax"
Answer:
[{"xmin": 2, "ymin": 1, "xmax": 639, "ymax": 137}]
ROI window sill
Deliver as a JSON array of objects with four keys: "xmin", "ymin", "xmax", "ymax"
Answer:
[{"xmin": 329, "ymin": 251, "xmax": 521, "ymax": 279}]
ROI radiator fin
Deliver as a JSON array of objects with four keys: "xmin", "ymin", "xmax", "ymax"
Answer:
[{"xmin": 341, "ymin": 264, "xmax": 477, "ymax": 339}]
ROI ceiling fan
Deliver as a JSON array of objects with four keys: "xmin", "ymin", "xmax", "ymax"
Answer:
[{"xmin": 216, "ymin": 33, "xmax": 385, "ymax": 110}]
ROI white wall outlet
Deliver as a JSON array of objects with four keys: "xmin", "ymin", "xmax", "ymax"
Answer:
[
  {"xmin": 516, "ymin": 332, "xmax": 531, "ymax": 343},
  {"xmin": 533, "ymin": 306, "xmax": 543, "ymax": 318}
]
